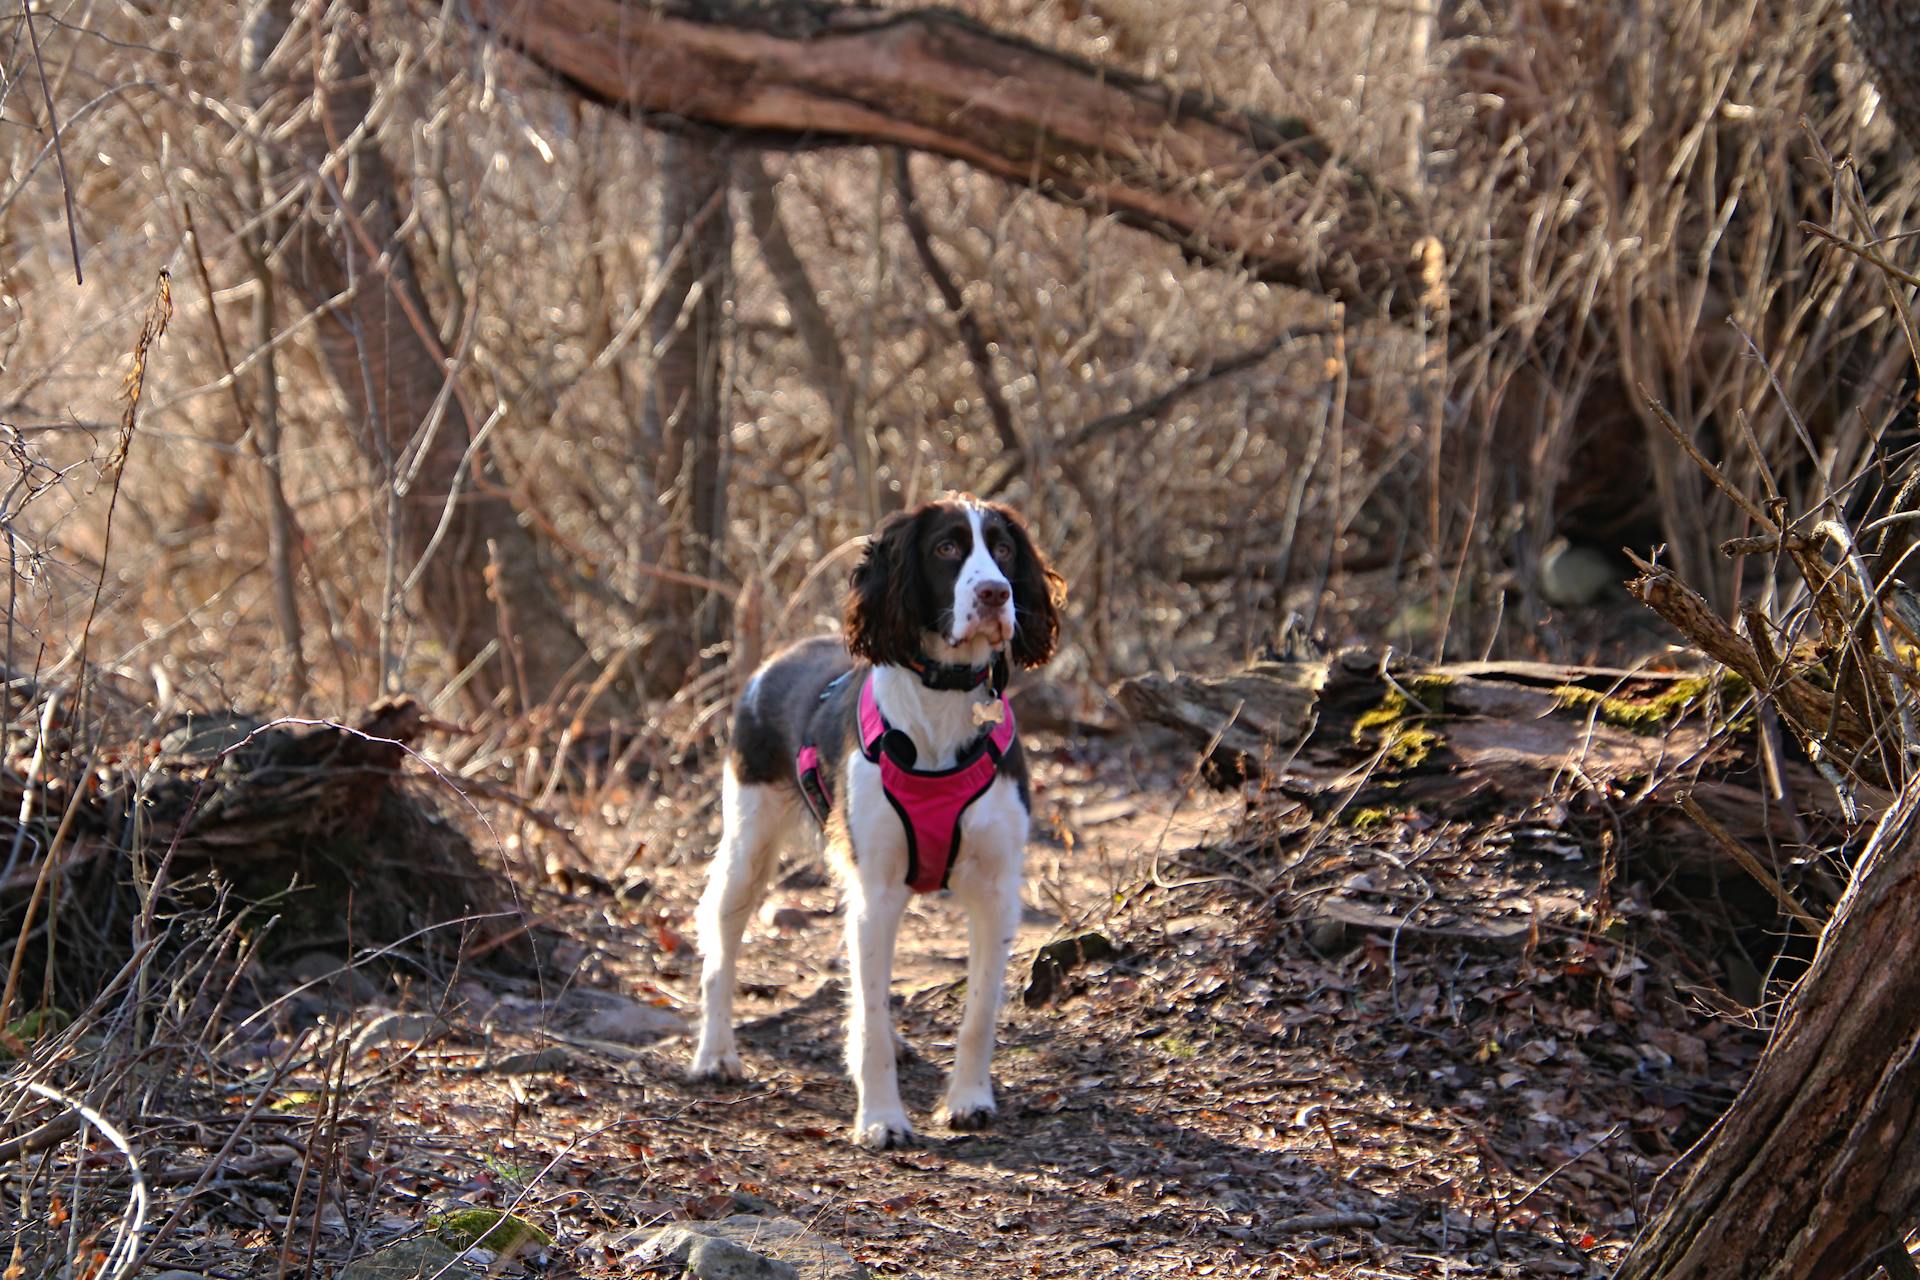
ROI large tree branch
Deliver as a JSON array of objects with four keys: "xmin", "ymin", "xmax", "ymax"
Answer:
[{"xmin": 473, "ymin": 0, "xmax": 1425, "ymax": 317}]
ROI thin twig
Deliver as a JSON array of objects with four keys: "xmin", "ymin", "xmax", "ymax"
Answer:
[
  {"xmin": 1677, "ymin": 793, "xmax": 1822, "ymax": 931},
  {"xmin": 892, "ymin": 151, "xmax": 1024, "ymax": 464},
  {"xmin": 19, "ymin": 1080, "xmax": 147, "ymax": 1280},
  {"xmin": 21, "ymin": 0, "xmax": 84, "ymax": 283},
  {"xmin": 1640, "ymin": 390, "xmax": 1776, "ymax": 530}
]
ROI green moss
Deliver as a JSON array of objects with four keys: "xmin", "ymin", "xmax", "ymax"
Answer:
[
  {"xmin": 428, "ymin": 1209, "xmax": 551, "ymax": 1254},
  {"xmin": 1404, "ymin": 673, "xmax": 1457, "ymax": 704},
  {"xmin": 481, "ymin": 1154, "xmax": 537, "ymax": 1184},
  {"xmin": 1389, "ymin": 723, "xmax": 1442, "ymax": 767},
  {"xmin": 1353, "ymin": 677, "xmax": 1451, "ymax": 767},
  {"xmin": 1347, "ymin": 807, "xmax": 1398, "ymax": 832},
  {"xmin": 0, "ymin": 1007, "xmax": 69, "ymax": 1058},
  {"xmin": 1156, "ymin": 1033, "xmax": 1201, "ymax": 1060},
  {"xmin": 1552, "ymin": 673, "xmax": 1744, "ymax": 735}
]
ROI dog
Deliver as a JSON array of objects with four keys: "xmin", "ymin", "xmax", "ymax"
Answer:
[{"xmin": 689, "ymin": 495, "xmax": 1064, "ymax": 1148}]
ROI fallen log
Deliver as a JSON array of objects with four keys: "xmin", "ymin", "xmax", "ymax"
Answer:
[
  {"xmin": 1117, "ymin": 650, "xmax": 1747, "ymax": 804},
  {"xmin": 1116, "ymin": 650, "xmax": 1840, "ymax": 921}
]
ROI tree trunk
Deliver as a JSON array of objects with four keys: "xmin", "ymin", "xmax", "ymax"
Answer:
[
  {"xmin": 475, "ymin": 0, "xmax": 1422, "ymax": 320},
  {"xmin": 639, "ymin": 129, "xmax": 734, "ymax": 686},
  {"xmin": 273, "ymin": 0, "xmax": 607, "ymax": 713},
  {"xmin": 1847, "ymin": 0, "xmax": 1920, "ymax": 141},
  {"xmin": 1616, "ymin": 780, "xmax": 1920, "ymax": 1279},
  {"xmin": 741, "ymin": 159, "xmax": 880, "ymax": 522}
]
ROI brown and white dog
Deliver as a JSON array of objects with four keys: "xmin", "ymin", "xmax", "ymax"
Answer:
[{"xmin": 690, "ymin": 496, "xmax": 1064, "ymax": 1148}]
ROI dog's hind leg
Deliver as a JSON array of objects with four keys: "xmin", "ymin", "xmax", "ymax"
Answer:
[{"xmin": 691, "ymin": 768, "xmax": 796, "ymax": 1080}]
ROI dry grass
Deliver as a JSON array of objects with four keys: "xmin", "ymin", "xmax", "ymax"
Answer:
[{"xmin": 2, "ymin": 0, "xmax": 1919, "ymax": 1273}]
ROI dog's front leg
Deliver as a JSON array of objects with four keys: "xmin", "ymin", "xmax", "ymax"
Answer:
[
  {"xmin": 942, "ymin": 863, "xmax": 1022, "ymax": 1129},
  {"xmin": 844, "ymin": 880, "xmax": 914, "ymax": 1149}
]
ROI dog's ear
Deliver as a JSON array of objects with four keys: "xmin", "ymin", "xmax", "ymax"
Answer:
[
  {"xmin": 994, "ymin": 505, "xmax": 1066, "ymax": 669},
  {"xmin": 846, "ymin": 507, "xmax": 925, "ymax": 667}
]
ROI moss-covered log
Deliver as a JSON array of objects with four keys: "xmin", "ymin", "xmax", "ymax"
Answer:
[{"xmin": 1117, "ymin": 651, "xmax": 1830, "ymax": 912}]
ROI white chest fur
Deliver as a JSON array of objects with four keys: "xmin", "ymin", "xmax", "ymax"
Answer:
[{"xmin": 866, "ymin": 665, "xmax": 995, "ymax": 769}]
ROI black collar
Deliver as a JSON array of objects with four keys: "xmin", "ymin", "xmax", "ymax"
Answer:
[{"xmin": 907, "ymin": 651, "xmax": 1009, "ymax": 695}]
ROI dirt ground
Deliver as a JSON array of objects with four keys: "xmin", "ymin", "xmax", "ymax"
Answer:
[{"xmin": 115, "ymin": 723, "xmax": 1763, "ymax": 1280}]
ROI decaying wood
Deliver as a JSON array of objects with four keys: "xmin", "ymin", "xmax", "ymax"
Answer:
[
  {"xmin": 1, "ymin": 697, "xmax": 508, "ymax": 983},
  {"xmin": 475, "ymin": 0, "xmax": 1425, "ymax": 316},
  {"xmin": 1114, "ymin": 660, "xmax": 1326, "ymax": 766},
  {"xmin": 1121, "ymin": 650, "xmax": 1721, "ymax": 805},
  {"xmin": 1117, "ymin": 650, "xmax": 1832, "ymax": 911}
]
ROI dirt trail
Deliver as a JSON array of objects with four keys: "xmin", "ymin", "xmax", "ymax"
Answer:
[{"xmin": 137, "ymin": 734, "xmax": 1750, "ymax": 1280}]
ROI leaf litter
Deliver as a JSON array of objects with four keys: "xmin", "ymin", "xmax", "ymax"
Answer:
[{"xmin": 2, "ymin": 726, "xmax": 1772, "ymax": 1280}]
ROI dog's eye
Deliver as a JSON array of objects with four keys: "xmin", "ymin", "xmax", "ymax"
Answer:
[
  {"xmin": 934, "ymin": 539, "xmax": 962, "ymax": 559},
  {"xmin": 991, "ymin": 539, "xmax": 1014, "ymax": 563}
]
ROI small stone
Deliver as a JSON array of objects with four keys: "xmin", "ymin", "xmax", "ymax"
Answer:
[
  {"xmin": 624, "ymin": 1215, "xmax": 868, "ymax": 1280},
  {"xmin": 578, "ymin": 996, "xmax": 688, "ymax": 1044},
  {"xmin": 452, "ymin": 981, "xmax": 502, "ymax": 1021},
  {"xmin": 1307, "ymin": 919, "xmax": 1348, "ymax": 952},
  {"xmin": 335, "ymin": 1237, "xmax": 478, "ymax": 1280},
  {"xmin": 349, "ymin": 1010, "xmax": 441, "ymax": 1056},
  {"xmin": 1539, "ymin": 538, "xmax": 1619, "ymax": 606},
  {"xmin": 765, "ymin": 907, "xmax": 816, "ymax": 933},
  {"xmin": 286, "ymin": 951, "xmax": 379, "ymax": 1006},
  {"xmin": 487, "ymin": 1046, "xmax": 573, "ymax": 1075},
  {"xmin": 689, "ymin": 1236, "xmax": 799, "ymax": 1280}
]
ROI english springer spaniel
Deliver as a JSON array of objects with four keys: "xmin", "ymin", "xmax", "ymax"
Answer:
[{"xmin": 690, "ymin": 496, "xmax": 1064, "ymax": 1148}]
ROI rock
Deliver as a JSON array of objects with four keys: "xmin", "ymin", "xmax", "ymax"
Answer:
[
  {"xmin": 625, "ymin": 1215, "xmax": 868, "ymax": 1280},
  {"xmin": 1539, "ymin": 538, "xmax": 1620, "ymax": 606},
  {"xmin": 764, "ymin": 906, "xmax": 818, "ymax": 933},
  {"xmin": 334, "ymin": 1237, "xmax": 478, "ymax": 1280},
  {"xmin": 729, "ymin": 1190, "xmax": 778, "ymax": 1215},
  {"xmin": 428, "ymin": 1208, "xmax": 551, "ymax": 1258},
  {"xmin": 1022, "ymin": 931, "xmax": 1118, "ymax": 1007},
  {"xmin": 349, "ymin": 1010, "xmax": 441, "ymax": 1056},
  {"xmin": 487, "ymin": 1046, "xmax": 573, "ymax": 1075},
  {"xmin": 451, "ymin": 981, "xmax": 502, "ymax": 1022},
  {"xmin": 689, "ymin": 1237, "xmax": 799, "ymax": 1280},
  {"xmin": 287, "ymin": 951, "xmax": 379, "ymax": 1006},
  {"xmin": 1307, "ymin": 918, "xmax": 1349, "ymax": 952},
  {"xmin": 576, "ymin": 994, "xmax": 688, "ymax": 1043}
]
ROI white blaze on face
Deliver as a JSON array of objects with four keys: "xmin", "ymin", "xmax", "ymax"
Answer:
[{"xmin": 951, "ymin": 503, "xmax": 1014, "ymax": 645}]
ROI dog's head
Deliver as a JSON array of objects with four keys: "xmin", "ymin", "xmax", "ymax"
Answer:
[{"xmin": 846, "ymin": 496, "xmax": 1065, "ymax": 670}]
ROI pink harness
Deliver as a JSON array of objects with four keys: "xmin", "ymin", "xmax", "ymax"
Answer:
[{"xmin": 796, "ymin": 674, "xmax": 1017, "ymax": 893}]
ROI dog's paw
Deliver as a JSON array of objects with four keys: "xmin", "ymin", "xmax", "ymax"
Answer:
[
  {"xmin": 851, "ymin": 1113, "xmax": 918, "ymax": 1150},
  {"xmin": 687, "ymin": 1047, "xmax": 746, "ymax": 1082},
  {"xmin": 940, "ymin": 1090, "xmax": 998, "ymax": 1131}
]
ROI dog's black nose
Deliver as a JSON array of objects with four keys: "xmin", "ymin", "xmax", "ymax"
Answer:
[{"xmin": 976, "ymin": 582, "xmax": 1010, "ymax": 610}]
